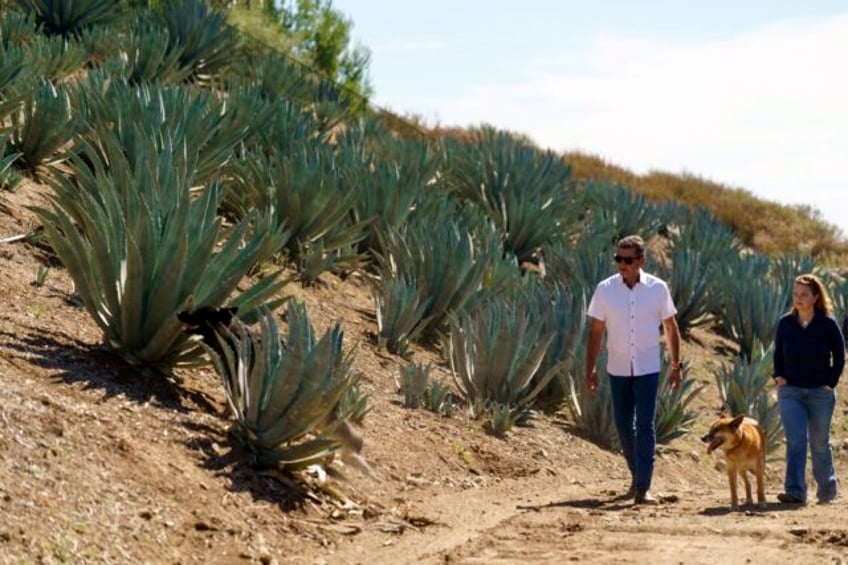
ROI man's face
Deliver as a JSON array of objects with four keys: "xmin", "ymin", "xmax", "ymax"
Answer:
[{"xmin": 614, "ymin": 248, "xmax": 644, "ymax": 276}]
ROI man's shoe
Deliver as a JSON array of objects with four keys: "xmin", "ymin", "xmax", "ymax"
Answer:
[
  {"xmin": 634, "ymin": 489, "xmax": 659, "ymax": 505},
  {"xmin": 625, "ymin": 480, "xmax": 637, "ymax": 499},
  {"xmin": 777, "ymin": 492, "xmax": 805, "ymax": 504}
]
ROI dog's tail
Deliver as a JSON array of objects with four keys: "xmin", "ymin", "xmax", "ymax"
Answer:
[{"xmin": 326, "ymin": 418, "xmax": 379, "ymax": 480}]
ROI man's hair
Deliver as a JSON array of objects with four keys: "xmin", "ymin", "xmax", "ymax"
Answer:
[{"xmin": 616, "ymin": 235, "xmax": 645, "ymax": 257}]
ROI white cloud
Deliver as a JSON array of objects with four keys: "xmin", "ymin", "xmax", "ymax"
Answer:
[{"xmin": 415, "ymin": 14, "xmax": 848, "ymax": 233}]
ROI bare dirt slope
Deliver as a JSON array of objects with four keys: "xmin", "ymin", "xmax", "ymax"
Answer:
[{"xmin": 1, "ymin": 184, "xmax": 847, "ymax": 564}]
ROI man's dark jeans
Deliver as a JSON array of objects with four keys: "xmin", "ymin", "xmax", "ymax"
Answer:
[{"xmin": 609, "ymin": 372, "xmax": 659, "ymax": 491}]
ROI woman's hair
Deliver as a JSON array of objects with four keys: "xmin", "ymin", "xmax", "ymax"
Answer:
[{"xmin": 792, "ymin": 273, "xmax": 833, "ymax": 316}]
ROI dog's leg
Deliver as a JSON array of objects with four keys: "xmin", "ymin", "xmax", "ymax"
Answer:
[
  {"xmin": 755, "ymin": 459, "xmax": 766, "ymax": 507},
  {"xmin": 727, "ymin": 463, "xmax": 739, "ymax": 509},
  {"xmin": 741, "ymin": 469, "xmax": 753, "ymax": 506}
]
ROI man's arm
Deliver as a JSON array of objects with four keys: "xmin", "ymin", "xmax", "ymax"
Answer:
[
  {"xmin": 585, "ymin": 317, "xmax": 605, "ymax": 393},
  {"xmin": 662, "ymin": 315, "xmax": 682, "ymax": 389}
]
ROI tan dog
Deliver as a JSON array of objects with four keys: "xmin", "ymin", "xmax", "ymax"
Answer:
[{"xmin": 701, "ymin": 414, "xmax": 766, "ymax": 509}]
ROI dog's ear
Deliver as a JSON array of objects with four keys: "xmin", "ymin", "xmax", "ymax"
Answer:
[
  {"xmin": 730, "ymin": 414, "xmax": 745, "ymax": 429},
  {"xmin": 178, "ymin": 305, "xmax": 238, "ymax": 327}
]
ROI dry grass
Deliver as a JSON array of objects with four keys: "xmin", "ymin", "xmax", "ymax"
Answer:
[{"xmin": 565, "ymin": 151, "xmax": 848, "ymax": 266}]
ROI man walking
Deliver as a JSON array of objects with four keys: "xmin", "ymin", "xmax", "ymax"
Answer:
[{"xmin": 584, "ymin": 235, "xmax": 682, "ymax": 504}]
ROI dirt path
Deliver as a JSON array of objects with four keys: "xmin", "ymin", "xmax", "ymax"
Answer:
[{"xmin": 327, "ymin": 475, "xmax": 848, "ymax": 564}]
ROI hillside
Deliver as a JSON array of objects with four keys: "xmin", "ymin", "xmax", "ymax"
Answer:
[
  {"xmin": 2, "ymin": 2, "xmax": 848, "ymax": 563},
  {"xmin": 2, "ymin": 180, "xmax": 848, "ymax": 564}
]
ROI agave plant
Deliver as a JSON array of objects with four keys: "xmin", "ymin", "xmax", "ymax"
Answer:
[
  {"xmin": 1, "ymin": 9, "xmax": 39, "ymax": 48},
  {"xmin": 652, "ymin": 247, "xmax": 721, "ymax": 336},
  {"xmin": 650, "ymin": 204, "xmax": 744, "ymax": 335},
  {"xmin": 158, "ymin": 0, "xmax": 237, "ymax": 83},
  {"xmin": 442, "ymin": 126, "xmax": 579, "ymax": 263},
  {"xmin": 825, "ymin": 273, "xmax": 848, "ymax": 333},
  {"xmin": 397, "ymin": 360, "xmax": 434, "ymax": 409},
  {"xmin": 25, "ymin": 33, "xmax": 88, "ymax": 81},
  {"xmin": 529, "ymin": 282, "xmax": 587, "ymax": 407},
  {"xmin": 231, "ymin": 143, "xmax": 368, "ymax": 283},
  {"xmin": 198, "ymin": 303, "xmax": 359, "ymax": 470},
  {"xmin": 484, "ymin": 401, "xmax": 518, "ymax": 437},
  {"xmin": 714, "ymin": 341, "xmax": 783, "ymax": 453},
  {"xmin": 564, "ymin": 341, "xmax": 619, "ymax": 449},
  {"xmin": 585, "ymin": 181, "xmax": 666, "ymax": 242},
  {"xmin": 0, "ymin": 42, "xmax": 32, "ymax": 119},
  {"xmin": 654, "ymin": 360, "xmax": 704, "ymax": 444},
  {"xmin": 769, "ymin": 253, "xmax": 816, "ymax": 291},
  {"xmin": 715, "ymin": 252, "xmax": 790, "ymax": 360},
  {"xmin": 447, "ymin": 293, "xmax": 555, "ymax": 418},
  {"xmin": 77, "ymin": 77, "xmax": 266, "ymax": 187},
  {"xmin": 666, "ymin": 203, "xmax": 742, "ymax": 263},
  {"xmin": 18, "ymin": 0, "xmax": 120, "ymax": 38},
  {"xmin": 378, "ymin": 222, "xmax": 488, "ymax": 343},
  {"xmin": 234, "ymin": 49, "xmax": 317, "ymax": 105},
  {"xmin": 0, "ymin": 134, "xmax": 22, "ymax": 190},
  {"xmin": 372, "ymin": 275, "xmax": 432, "ymax": 358},
  {"xmin": 33, "ymin": 129, "xmax": 286, "ymax": 372},
  {"xmin": 338, "ymin": 383, "xmax": 371, "ymax": 425},
  {"xmin": 544, "ymin": 231, "xmax": 617, "ymax": 296},
  {"xmin": 7, "ymin": 78, "xmax": 81, "ymax": 173},
  {"xmin": 106, "ymin": 20, "xmax": 192, "ymax": 85},
  {"xmin": 341, "ymin": 121, "xmax": 438, "ymax": 260}
]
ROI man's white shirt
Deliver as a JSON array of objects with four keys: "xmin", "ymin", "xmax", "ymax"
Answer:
[{"xmin": 586, "ymin": 270, "xmax": 677, "ymax": 377}]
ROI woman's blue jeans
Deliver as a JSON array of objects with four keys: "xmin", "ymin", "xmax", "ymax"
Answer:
[
  {"xmin": 777, "ymin": 385, "xmax": 837, "ymax": 502},
  {"xmin": 609, "ymin": 373, "xmax": 659, "ymax": 491}
]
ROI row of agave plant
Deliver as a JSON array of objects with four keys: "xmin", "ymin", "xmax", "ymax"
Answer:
[{"xmin": 2, "ymin": 0, "xmax": 845, "ymax": 469}]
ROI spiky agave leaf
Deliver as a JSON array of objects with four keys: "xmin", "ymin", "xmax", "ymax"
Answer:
[
  {"xmin": 33, "ymin": 128, "xmax": 285, "ymax": 371},
  {"xmin": 448, "ymin": 294, "xmax": 554, "ymax": 418},
  {"xmin": 19, "ymin": 0, "xmax": 120, "ymax": 38},
  {"xmin": 202, "ymin": 304, "xmax": 358, "ymax": 470},
  {"xmin": 654, "ymin": 362, "xmax": 704, "ymax": 444},
  {"xmin": 8, "ymin": 78, "xmax": 80, "ymax": 173}
]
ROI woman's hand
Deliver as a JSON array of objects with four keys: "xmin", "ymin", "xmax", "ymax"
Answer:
[{"xmin": 774, "ymin": 376, "xmax": 787, "ymax": 387}]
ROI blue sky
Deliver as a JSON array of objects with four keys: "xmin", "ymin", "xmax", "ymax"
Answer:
[{"xmin": 332, "ymin": 1, "xmax": 848, "ymax": 238}]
